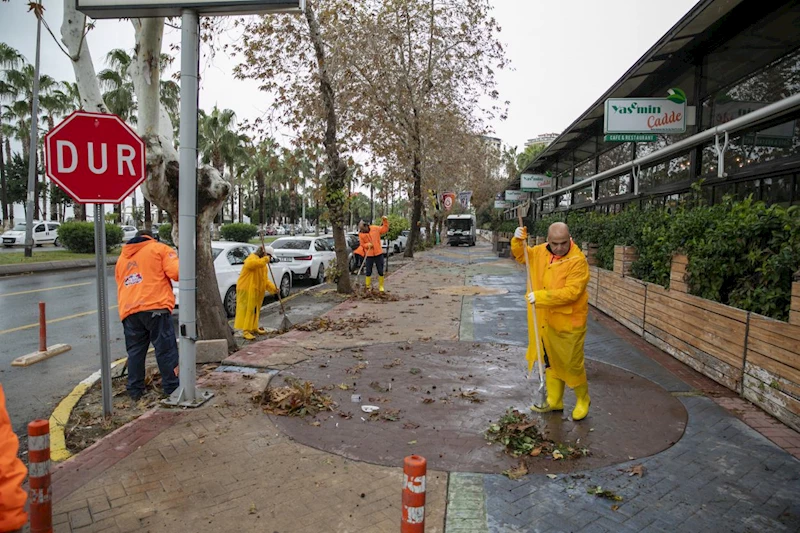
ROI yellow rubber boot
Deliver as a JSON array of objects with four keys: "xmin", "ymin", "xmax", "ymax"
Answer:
[
  {"xmin": 365, "ymin": 276, "xmax": 371, "ymax": 289},
  {"xmin": 242, "ymin": 331, "xmax": 256, "ymax": 341},
  {"xmin": 530, "ymin": 369, "xmax": 565, "ymax": 412},
  {"xmin": 572, "ymin": 383, "xmax": 591, "ymax": 421},
  {"xmin": 379, "ymin": 276, "xmax": 385, "ymax": 292}
]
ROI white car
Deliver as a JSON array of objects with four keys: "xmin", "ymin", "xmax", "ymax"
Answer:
[
  {"xmin": 270, "ymin": 236, "xmax": 336, "ymax": 285},
  {"xmin": 121, "ymin": 225, "xmax": 138, "ymax": 242},
  {"xmin": 173, "ymin": 241, "xmax": 293, "ymax": 318},
  {"xmin": 2, "ymin": 221, "xmax": 60, "ymax": 247}
]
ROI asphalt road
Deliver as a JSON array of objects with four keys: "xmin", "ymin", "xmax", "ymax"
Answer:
[
  {"xmin": 0, "ymin": 267, "xmax": 128, "ymax": 436},
  {"xmin": 0, "ymin": 249, "xmax": 410, "ymax": 438}
]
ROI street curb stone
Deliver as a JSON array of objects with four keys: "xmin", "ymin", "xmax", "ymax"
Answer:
[{"xmin": 0, "ymin": 256, "xmax": 117, "ymax": 276}]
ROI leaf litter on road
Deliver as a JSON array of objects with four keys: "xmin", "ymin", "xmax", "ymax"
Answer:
[
  {"xmin": 259, "ymin": 377, "xmax": 337, "ymax": 417},
  {"xmin": 587, "ymin": 486, "xmax": 623, "ymax": 501}
]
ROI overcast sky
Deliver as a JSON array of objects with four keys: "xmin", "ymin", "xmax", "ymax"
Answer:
[{"xmin": 1, "ymin": 0, "xmax": 698, "ymax": 152}]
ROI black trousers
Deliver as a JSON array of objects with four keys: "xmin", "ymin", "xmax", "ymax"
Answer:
[
  {"xmin": 122, "ymin": 310, "xmax": 179, "ymax": 398},
  {"xmin": 365, "ymin": 254, "xmax": 385, "ymax": 277}
]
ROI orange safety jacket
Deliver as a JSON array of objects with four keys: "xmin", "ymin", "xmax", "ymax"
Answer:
[
  {"xmin": 0, "ymin": 384, "xmax": 27, "ymax": 532},
  {"xmin": 115, "ymin": 236, "xmax": 179, "ymax": 321},
  {"xmin": 358, "ymin": 218, "xmax": 389, "ymax": 257}
]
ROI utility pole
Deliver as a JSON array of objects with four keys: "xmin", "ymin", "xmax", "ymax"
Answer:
[{"xmin": 23, "ymin": 8, "xmax": 43, "ymax": 258}]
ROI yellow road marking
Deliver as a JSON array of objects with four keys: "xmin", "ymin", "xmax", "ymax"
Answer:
[
  {"xmin": 50, "ymin": 357, "xmax": 128, "ymax": 462},
  {"xmin": 0, "ymin": 305, "xmax": 119, "ymax": 336},
  {"xmin": 0, "ymin": 281, "xmax": 92, "ymax": 298}
]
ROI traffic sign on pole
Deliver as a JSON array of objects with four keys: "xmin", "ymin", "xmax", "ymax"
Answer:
[
  {"xmin": 45, "ymin": 111, "xmax": 146, "ymax": 418},
  {"xmin": 45, "ymin": 111, "xmax": 146, "ymax": 204}
]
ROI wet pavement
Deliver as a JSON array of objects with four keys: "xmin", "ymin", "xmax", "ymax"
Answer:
[{"xmin": 270, "ymin": 341, "xmax": 686, "ymax": 474}]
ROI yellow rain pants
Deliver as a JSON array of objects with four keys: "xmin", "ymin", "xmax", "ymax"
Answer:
[
  {"xmin": 511, "ymin": 237, "xmax": 590, "ymax": 389},
  {"xmin": 234, "ymin": 254, "xmax": 278, "ymax": 332}
]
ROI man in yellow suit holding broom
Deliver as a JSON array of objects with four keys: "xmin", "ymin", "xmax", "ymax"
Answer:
[
  {"xmin": 511, "ymin": 222, "xmax": 591, "ymax": 421},
  {"xmin": 235, "ymin": 245, "xmax": 278, "ymax": 340}
]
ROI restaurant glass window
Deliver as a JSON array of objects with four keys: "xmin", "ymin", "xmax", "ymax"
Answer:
[
  {"xmin": 737, "ymin": 179, "xmax": 761, "ymax": 201},
  {"xmin": 574, "ymin": 185, "xmax": 593, "ymax": 204},
  {"xmin": 762, "ymin": 176, "xmax": 792, "ymax": 205},
  {"xmin": 574, "ymin": 159, "xmax": 595, "ymax": 182},
  {"xmin": 714, "ymin": 182, "xmax": 735, "ymax": 204},
  {"xmin": 598, "ymin": 142, "xmax": 632, "ymax": 173}
]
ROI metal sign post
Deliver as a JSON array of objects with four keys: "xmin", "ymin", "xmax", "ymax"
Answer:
[
  {"xmin": 93, "ymin": 204, "xmax": 113, "ymax": 416},
  {"xmin": 163, "ymin": 8, "xmax": 213, "ymax": 408}
]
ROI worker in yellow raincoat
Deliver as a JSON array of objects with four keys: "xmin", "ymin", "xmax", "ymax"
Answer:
[
  {"xmin": 511, "ymin": 222, "xmax": 591, "ymax": 421},
  {"xmin": 234, "ymin": 245, "xmax": 278, "ymax": 340}
]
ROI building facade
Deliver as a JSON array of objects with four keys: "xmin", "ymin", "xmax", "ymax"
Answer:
[{"xmin": 513, "ymin": 0, "xmax": 800, "ymax": 219}]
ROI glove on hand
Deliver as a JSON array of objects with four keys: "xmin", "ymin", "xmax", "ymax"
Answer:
[
  {"xmin": 514, "ymin": 227, "xmax": 527, "ymax": 240},
  {"xmin": 526, "ymin": 292, "xmax": 536, "ymax": 304}
]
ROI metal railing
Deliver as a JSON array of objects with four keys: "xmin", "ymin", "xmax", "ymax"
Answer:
[{"xmin": 526, "ymin": 93, "xmax": 800, "ymax": 210}]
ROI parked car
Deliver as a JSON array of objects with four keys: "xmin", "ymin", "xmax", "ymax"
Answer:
[
  {"xmin": 2, "ymin": 221, "xmax": 60, "ymax": 247},
  {"xmin": 396, "ymin": 230, "xmax": 409, "ymax": 252},
  {"xmin": 264, "ymin": 226, "xmax": 277, "ymax": 236},
  {"xmin": 173, "ymin": 241, "xmax": 293, "ymax": 318},
  {"xmin": 270, "ymin": 236, "xmax": 336, "ymax": 284},
  {"xmin": 322, "ymin": 233, "xmax": 363, "ymax": 274},
  {"xmin": 121, "ymin": 225, "xmax": 138, "ymax": 242},
  {"xmin": 275, "ymin": 226, "xmax": 287, "ymax": 235}
]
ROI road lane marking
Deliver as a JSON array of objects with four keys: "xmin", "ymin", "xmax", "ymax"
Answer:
[
  {"xmin": 0, "ymin": 281, "xmax": 92, "ymax": 298},
  {"xmin": 0, "ymin": 305, "xmax": 119, "ymax": 336}
]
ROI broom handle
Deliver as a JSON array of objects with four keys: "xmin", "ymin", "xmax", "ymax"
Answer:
[
  {"xmin": 262, "ymin": 232, "xmax": 286, "ymax": 314},
  {"xmin": 518, "ymin": 211, "xmax": 545, "ymax": 383}
]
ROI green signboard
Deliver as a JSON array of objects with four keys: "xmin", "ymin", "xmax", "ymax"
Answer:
[{"xmin": 604, "ymin": 133, "xmax": 657, "ymax": 142}]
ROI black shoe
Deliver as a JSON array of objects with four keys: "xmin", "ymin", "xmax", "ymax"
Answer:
[{"xmin": 129, "ymin": 393, "xmax": 143, "ymax": 402}]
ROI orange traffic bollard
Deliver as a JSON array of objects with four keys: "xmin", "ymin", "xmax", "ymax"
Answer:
[
  {"xmin": 401, "ymin": 455, "xmax": 427, "ymax": 533},
  {"xmin": 38, "ymin": 302, "xmax": 46, "ymax": 353},
  {"xmin": 28, "ymin": 419, "xmax": 52, "ymax": 533}
]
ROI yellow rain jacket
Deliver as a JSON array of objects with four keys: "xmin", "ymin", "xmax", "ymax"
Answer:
[
  {"xmin": 511, "ymin": 238, "xmax": 590, "ymax": 388},
  {"xmin": 234, "ymin": 254, "xmax": 278, "ymax": 332}
]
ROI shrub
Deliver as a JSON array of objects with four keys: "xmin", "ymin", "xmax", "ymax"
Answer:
[
  {"xmin": 58, "ymin": 221, "xmax": 123, "ymax": 253},
  {"xmin": 220, "ymin": 223, "xmax": 258, "ymax": 243},
  {"xmin": 158, "ymin": 223, "xmax": 173, "ymax": 245},
  {"xmin": 385, "ymin": 214, "xmax": 410, "ymax": 243},
  {"xmin": 526, "ymin": 198, "xmax": 800, "ymax": 321}
]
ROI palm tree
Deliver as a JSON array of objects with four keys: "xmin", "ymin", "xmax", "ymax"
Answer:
[
  {"xmin": 0, "ymin": 43, "xmax": 24, "ymax": 227},
  {"xmin": 198, "ymin": 106, "xmax": 240, "ymax": 223}
]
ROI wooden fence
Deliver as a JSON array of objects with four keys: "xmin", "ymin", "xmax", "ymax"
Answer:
[{"xmin": 583, "ymin": 244, "xmax": 800, "ymax": 432}]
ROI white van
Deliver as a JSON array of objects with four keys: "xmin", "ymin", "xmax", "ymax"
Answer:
[
  {"xmin": 446, "ymin": 214, "xmax": 476, "ymax": 247},
  {"xmin": 2, "ymin": 221, "xmax": 61, "ymax": 247}
]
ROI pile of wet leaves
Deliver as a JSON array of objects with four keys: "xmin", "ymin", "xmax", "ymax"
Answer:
[
  {"xmin": 295, "ymin": 314, "xmax": 381, "ymax": 335},
  {"xmin": 65, "ymin": 363, "xmax": 217, "ymax": 454},
  {"xmin": 485, "ymin": 409, "xmax": 590, "ymax": 475},
  {"xmin": 348, "ymin": 287, "xmax": 403, "ymax": 302},
  {"xmin": 259, "ymin": 377, "xmax": 337, "ymax": 417}
]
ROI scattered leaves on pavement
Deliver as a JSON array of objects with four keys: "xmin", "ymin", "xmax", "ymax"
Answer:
[
  {"xmin": 403, "ymin": 422, "xmax": 420, "ymax": 430},
  {"xmin": 587, "ymin": 486, "xmax": 623, "ymax": 501},
  {"xmin": 502, "ymin": 461, "xmax": 528, "ymax": 480},
  {"xmin": 458, "ymin": 389, "xmax": 484, "ymax": 403},
  {"xmin": 295, "ymin": 315, "xmax": 380, "ymax": 336},
  {"xmin": 348, "ymin": 287, "xmax": 404, "ymax": 302},
  {"xmin": 485, "ymin": 409, "xmax": 589, "ymax": 474},
  {"xmin": 383, "ymin": 358, "xmax": 403, "ymax": 369},
  {"xmin": 369, "ymin": 381, "xmax": 390, "ymax": 393},
  {"xmin": 369, "ymin": 408, "xmax": 401, "ymax": 422},
  {"xmin": 623, "ymin": 464, "xmax": 645, "ymax": 477},
  {"xmin": 409, "ymin": 367, "xmax": 422, "ymax": 375},
  {"xmin": 260, "ymin": 377, "xmax": 336, "ymax": 417},
  {"xmin": 346, "ymin": 362, "xmax": 368, "ymax": 375},
  {"xmin": 422, "ymin": 398, "xmax": 435, "ymax": 404}
]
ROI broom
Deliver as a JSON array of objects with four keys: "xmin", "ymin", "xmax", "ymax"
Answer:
[
  {"xmin": 262, "ymin": 233, "xmax": 292, "ymax": 333},
  {"xmin": 518, "ymin": 210, "xmax": 548, "ymax": 410}
]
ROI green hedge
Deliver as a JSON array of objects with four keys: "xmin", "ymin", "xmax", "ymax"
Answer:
[
  {"xmin": 220, "ymin": 223, "xmax": 258, "ymax": 243},
  {"xmin": 58, "ymin": 222, "xmax": 123, "ymax": 253},
  {"xmin": 529, "ymin": 196, "xmax": 800, "ymax": 321},
  {"xmin": 158, "ymin": 223, "xmax": 173, "ymax": 245}
]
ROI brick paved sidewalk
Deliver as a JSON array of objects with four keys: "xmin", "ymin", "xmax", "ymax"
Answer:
[{"xmin": 50, "ymin": 240, "xmax": 800, "ymax": 532}]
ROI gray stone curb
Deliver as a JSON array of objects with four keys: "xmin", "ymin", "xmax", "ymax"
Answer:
[{"xmin": 0, "ymin": 256, "xmax": 117, "ymax": 276}]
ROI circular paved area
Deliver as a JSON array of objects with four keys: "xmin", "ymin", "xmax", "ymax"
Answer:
[{"xmin": 269, "ymin": 341, "xmax": 687, "ymax": 473}]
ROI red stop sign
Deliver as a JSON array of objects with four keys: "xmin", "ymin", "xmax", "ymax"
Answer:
[{"xmin": 45, "ymin": 111, "xmax": 146, "ymax": 204}]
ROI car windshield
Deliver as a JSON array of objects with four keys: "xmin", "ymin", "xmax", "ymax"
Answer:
[
  {"xmin": 447, "ymin": 219, "xmax": 472, "ymax": 231},
  {"xmin": 12, "ymin": 223, "xmax": 26, "ymax": 231},
  {"xmin": 273, "ymin": 239, "xmax": 311, "ymax": 250},
  {"xmin": 212, "ymin": 248, "xmax": 222, "ymax": 260}
]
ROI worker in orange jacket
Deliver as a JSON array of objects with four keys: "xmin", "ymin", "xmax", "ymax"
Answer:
[
  {"xmin": 358, "ymin": 216, "xmax": 389, "ymax": 291},
  {"xmin": 115, "ymin": 230, "xmax": 180, "ymax": 401},
  {"xmin": 0, "ymin": 384, "xmax": 27, "ymax": 533}
]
